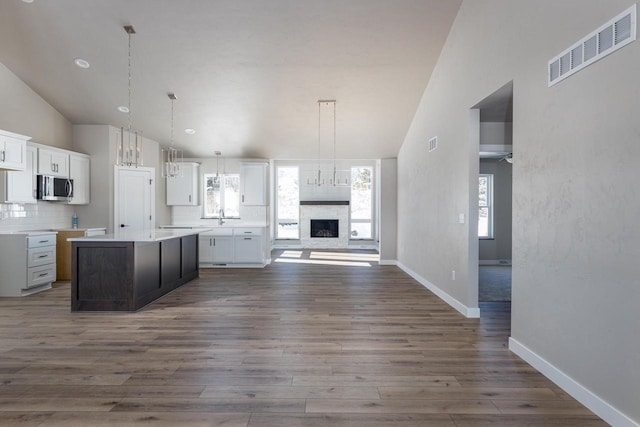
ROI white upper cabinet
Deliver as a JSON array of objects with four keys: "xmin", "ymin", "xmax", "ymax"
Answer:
[
  {"xmin": 69, "ymin": 153, "xmax": 90, "ymax": 205},
  {"xmin": 0, "ymin": 145, "xmax": 37, "ymax": 203},
  {"xmin": 38, "ymin": 147, "xmax": 69, "ymax": 177},
  {"xmin": 0, "ymin": 129, "xmax": 30, "ymax": 171},
  {"xmin": 240, "ymin": 162, "xmax": 268, "ymax": 206},
  {"xmin": 166, "ymin": 162, "xmax": 199, "ymax": 206}
]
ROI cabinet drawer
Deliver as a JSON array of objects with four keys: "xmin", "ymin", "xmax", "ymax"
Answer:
[
  {"xmin": 27, "ymin": 264, "xmax": 56, "ymax": 288},
  {"xmin": 27, "ymin": 234, "xmax": 56, "ymax": 248},
  {"xmin": 201, "ymin": 229, "xmax": 233, "ymax": 237},
  {"xmin": 28, "ymin": 246, "xmax": 56, "ymax": 267},
  {"xmin": 234, "ymin": 227, "xmax": 263, "ymax": 236}
]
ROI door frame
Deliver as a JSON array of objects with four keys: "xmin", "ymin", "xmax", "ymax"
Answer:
[{"xmin": 113, "ymin": 165, "xmax": 156, "ymax": 232}]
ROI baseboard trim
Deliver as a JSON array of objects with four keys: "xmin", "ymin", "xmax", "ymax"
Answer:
[
  {"xmin": 396, "ymin": 262, "xmax": 480, "ymax": 318},
  {"xmin": 509, "ymin": 337, "xmax": 639, "ymax": 427},
  {"xmin": 378, "ymin": 259, "xmax": 398, "ymax": 266}
]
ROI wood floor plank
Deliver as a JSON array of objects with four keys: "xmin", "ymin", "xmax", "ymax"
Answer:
[
  {"xmin": 38, "ymin": 411, "xmax": 250, "ymax": 427},
  {"xmin": 248, "ymin": 413, "xmax": 457, "ymax": 427},
  {"xmin": 0, "ymin": 249, "xmax": 605, "ymax": 425},
  {"xmin": 201, "ymin": 385, "xmax": 380, "ymax": 400},
  {"xmin": 450, "ymin": 414, "xmax": 608, "ymax": 426},
  {"xmin": 111, "ymin": 397, "xmax": 305, "ymax": 413},
  {"xmin": 305, "ymin": 398, "xmax": 500, "ymax": 414}
]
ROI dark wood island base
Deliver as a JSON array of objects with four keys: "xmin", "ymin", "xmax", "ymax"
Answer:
[{"xmin": 70, "ymin": 231, "xmax": 199, "ymax": 312}]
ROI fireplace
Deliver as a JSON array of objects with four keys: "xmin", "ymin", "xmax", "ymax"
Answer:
[{"xmin": 310, "ymin": 219, "xmax": 339, "ymax": 238}]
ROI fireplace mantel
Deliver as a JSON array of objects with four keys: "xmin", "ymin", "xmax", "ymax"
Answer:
[{"xmin": 300, "ymin": 201, "xmax": 349, "ymax": 206}]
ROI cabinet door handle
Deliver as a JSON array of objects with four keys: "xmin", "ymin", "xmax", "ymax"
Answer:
[
  {"xmin": 244, "ymin": 237, "xmax": 252, "ymax": 240},
  {"xmin": 209, "ymin": 238, "xmax": 212, "ymax": 246},
  {"xmin": 213, "ymin": 238, "xmax": 216, "ymax": 247},
  {"xmin": 38, "ymin": 273, "xmax": 49, "ymax": 277},
  {"xmin": 188, "ymin": 195, "xmax": 192, "ymax": 203},
  {"xmin": 244, "ymin": 231, "xmax": 251, "ymax": 234},
  {"xmin": 242, "ymin": 195, "xmax": 244, "ymax": 203},
  {"xmin": 37, "ymin": 255, "xmax": 48, "ymax": 258},
  {"xmin": 1, "ymin": 150, "xmax": 5, "ymax": 162},
  {"xmin": 38, "ymin": 240, "xmax": 49, "ymax": 243}
]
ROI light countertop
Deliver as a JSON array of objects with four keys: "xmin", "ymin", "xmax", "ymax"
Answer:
[
  {"xmin": 162, "ymin": 222, "xmax": 268, "ymax": 229},
  {"xmin": 68, "ymin": 228, "xmax": 210, "ymax": 243}
]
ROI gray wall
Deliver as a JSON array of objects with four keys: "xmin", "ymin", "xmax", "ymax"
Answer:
[
  {"xmin": 379, "ymin": 158, "xmax": 397, "ymax": 262},
  {"xmin": 479, "ymin": 158, "xmax": 512, "ymax": 262},
  {"xmin": 397, "ymin": 0, "xmax": 639, "ymax": 422}
]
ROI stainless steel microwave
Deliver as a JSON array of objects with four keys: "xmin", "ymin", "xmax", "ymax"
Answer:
[{"xmin": 36, "ymin": 175, "xmax": 74, "ymax": 201}]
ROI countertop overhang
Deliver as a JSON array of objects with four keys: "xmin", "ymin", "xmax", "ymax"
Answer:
[{"xmin": 68, "ymin": 228, "xmax": 210, "ymax": 243}]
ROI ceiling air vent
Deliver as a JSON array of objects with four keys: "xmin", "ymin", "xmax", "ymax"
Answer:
[
  {"xmin": 548, "ymin": 4, "xmax": 636, "ymax": 86},
  {"xmin": 428, "ymin": 136, "xmax": 438, "ymax": 152}
]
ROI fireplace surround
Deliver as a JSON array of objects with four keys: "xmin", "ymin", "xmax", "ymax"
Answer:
[{"xmin": 299, "ymin": 201, "xmax": 349, "ymax": 248}]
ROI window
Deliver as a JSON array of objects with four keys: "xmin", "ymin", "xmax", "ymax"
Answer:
[
  {"xmin": 203, "ymin": 173, "xmax": 240, "ymax": 218},
  {"xmin": 350, "ymin": 166, "xmax": 373, "ymax": 239},
  {"xmin": 479, "ymin": 174, "xmax": 493, "ymax": 238},
  {"xmin": 276, "ymin": 166, "xmax": 299, "ymax": 239}
]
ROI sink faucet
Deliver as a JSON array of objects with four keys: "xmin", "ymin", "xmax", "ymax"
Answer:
[{"xmin": 218, "ymin": 208, "xmax": 225, "ymax": 225}]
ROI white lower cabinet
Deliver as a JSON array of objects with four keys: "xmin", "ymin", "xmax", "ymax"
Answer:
[
  {"xmin": 199, "ymin": 227, "xmax": 265, "ymax": 266},
  {"xmin": 0, "ymin": 232, "xmax": 57, "ymax": 296},
  {"xmin": 200, "ymin": 231, "xmax": 234, "ymax": 264},
  {"xmin": 233, "ymin": 228, "xmax": 263, "ymax": 264}
]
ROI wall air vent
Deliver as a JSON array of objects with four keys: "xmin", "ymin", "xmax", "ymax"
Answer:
[
  {"xmin": 548, "ymin": 4, "xmax": 636, "ymax": 86},
  {"xmin": 428, "ymin": 136, "xmax": 438, "ymax": 152}
]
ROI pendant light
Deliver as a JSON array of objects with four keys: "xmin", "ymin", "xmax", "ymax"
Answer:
[
  {"xmin": 212, "ymin": 151, "xmax": 223, "ymax": 191},
  {"xmin": 306, "ymin": 100, "xmax": 349, "ymax": 186},
  {"xmin": 162, "ymin": 93, "xmax": 183, "ymax": 178},
  {"xmin": 116, "ymin": 25, "xmax": 143, "ymax": 167},
  {"xmin": 328, "ymin": 100, "xmax": 349, "ymax": 187}
]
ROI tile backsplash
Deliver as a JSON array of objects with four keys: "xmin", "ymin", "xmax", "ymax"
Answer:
[{"xmin": 0, "ymin": 202, "xmax": 76, "ymax": 232}]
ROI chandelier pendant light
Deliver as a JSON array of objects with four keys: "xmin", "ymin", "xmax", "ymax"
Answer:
[
  {"xmin": 162, "ymin": 93, "xmax": 183, "ymax": 178},
  {"xmin": 117, "ymin": 25, "xmax": 143, "ymax": 167},
  {"xmin": 305, "ymin": 100, "xmax": 349, "ymax": 187},
  {"xmin": 327, "ymin": 100, "xmax": 349, "ymax": 187}
]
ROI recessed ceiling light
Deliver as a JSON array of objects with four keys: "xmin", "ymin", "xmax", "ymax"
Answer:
[
  {"xmin": 73, "ymin": 58, "xmax": 90, "ymax": 69},
  {"xmin": 117, "ymin": 106, "xmax": 129, "ymax": 113},
  {"xmin": 21, "ymin": 0, "xmax": 34, "ymax": 3},
  {"xmin": 184, "ymin": 128, "xmax": 196, "ymax": 135}
]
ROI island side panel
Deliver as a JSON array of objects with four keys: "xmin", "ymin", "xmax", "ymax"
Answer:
[
  {"xmin": 134, "ymin": 241, "xmax": 162, "ymax": 309},
  {"xmin": 71, "ymin": 242, "xmax": 135, "ymax": 311},
  {"xmin": 160, "ymin": 238, "xmax": 182, "ymax": 292},
  {"xmin": 181, "ymin": 234, "xmax": 199, "ymax": 283}
]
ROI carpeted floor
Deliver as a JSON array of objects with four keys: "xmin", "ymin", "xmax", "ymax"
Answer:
[{"xmin": 479, "ymin": 265, "xmax": 512, "ymax": 302}]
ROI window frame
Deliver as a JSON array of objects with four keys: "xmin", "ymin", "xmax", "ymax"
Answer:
[
  {"xmin": 275, "ymin": 165, "xmax": 300, "ymax": 240},
  {"xmin": 202, "ymin": 173, "xmax": 241, "ymax": 219},
  {"xmin": 478, "ymin": 173, "xmax": 494, "ymax": 239},
  {"xmin": 350, "ymin": 165, "xmax": 374, "ymax": 240}
]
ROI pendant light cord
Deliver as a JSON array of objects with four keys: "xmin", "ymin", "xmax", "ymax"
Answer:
[{"xmin": 127, "ymin": 31, "xmax": 132, "ymax": 132}]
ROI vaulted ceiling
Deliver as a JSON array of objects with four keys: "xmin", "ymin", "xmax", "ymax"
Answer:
[{"xmin": 0, "ymin": 0, "xmax": 461, "ymax": 159}]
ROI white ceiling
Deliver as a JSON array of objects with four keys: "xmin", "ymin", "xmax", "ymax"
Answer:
[{"xmin": 0, "ymin": 0, "xmax": 461, "ymax": 159}]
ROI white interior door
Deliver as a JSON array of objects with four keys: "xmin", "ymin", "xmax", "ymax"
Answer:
[{"xmin": 114, "ymin": 166, "xmax": 155, "ymax": 232}]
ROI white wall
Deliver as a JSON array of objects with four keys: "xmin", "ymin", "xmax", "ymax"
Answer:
[
  {"xmin": 170, "ymin": 157, "xmax": 269, "ymax": 226},
  {"xmin": 73, "ymin": 125, "xmax": 169, "ymax": 233},
  {"xmin": 397, "ymin": 0, "xmax": 639, "ymax": 424},
  {"xmin": 0, "ymin": 62, "xmax": 71, "ymax": 149},
  {"xmin": 0, "ymin": 61, "xmax": 76, "ymax": 232}
]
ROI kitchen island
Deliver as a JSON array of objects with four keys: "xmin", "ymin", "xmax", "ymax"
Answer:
[{"xmin": 69, "ymin": 229, "xmax": 205, "ymax": 312}]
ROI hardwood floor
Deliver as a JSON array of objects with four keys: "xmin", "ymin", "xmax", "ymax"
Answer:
[{"xmin": 0, "ymin": 250, "xmax": 605, "ymax": 426}]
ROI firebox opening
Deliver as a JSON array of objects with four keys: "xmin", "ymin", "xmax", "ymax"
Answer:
[{"xmin": 310, "ymin": 219, "xmax": 339, "ymax": 238}]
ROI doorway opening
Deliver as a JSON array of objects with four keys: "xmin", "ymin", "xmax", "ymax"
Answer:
[{"xmin": 471, "ymin": 82, "xmax": 514, "ymax": 314}]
